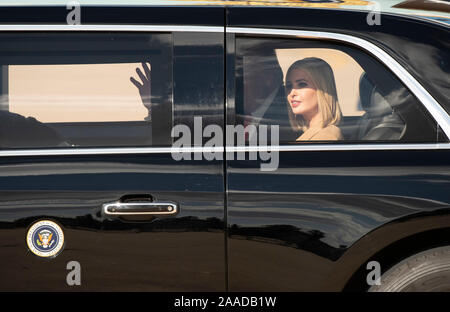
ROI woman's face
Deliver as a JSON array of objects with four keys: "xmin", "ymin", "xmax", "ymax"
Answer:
[{"xmin": 286, "ymin": 68, "xmax": 319, "ymax": 121}]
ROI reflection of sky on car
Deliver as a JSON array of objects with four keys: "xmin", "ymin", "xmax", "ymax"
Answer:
[{"xmin": 228, "ymin": 190, "xmax": 449, "ymax": 248}]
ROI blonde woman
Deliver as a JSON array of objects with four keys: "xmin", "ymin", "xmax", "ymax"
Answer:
[{"xmin": 285, "ymin": 57, "xmax": 343, "ymax": 141}]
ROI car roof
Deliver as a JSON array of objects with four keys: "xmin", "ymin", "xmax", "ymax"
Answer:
[{"xmin": 2, "ymin": 0, "xmax": 450, "ymax": 26}]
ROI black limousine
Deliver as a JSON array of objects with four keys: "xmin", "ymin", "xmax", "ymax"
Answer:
[{"xmin": 0, "ymin": 0, "xmax": 449, "ymax": 292}]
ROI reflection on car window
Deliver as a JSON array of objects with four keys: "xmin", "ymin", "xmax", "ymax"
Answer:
[
  {"xmin": 0, "ymin": 33, "xmax": 173, "ymax": 149},
  {"xmin": 236, "ymin": 37, "xmax": 438, "ymax": 144}
]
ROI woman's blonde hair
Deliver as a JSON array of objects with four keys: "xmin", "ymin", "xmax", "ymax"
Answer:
[{"xmin": 285, "ymin": 57, "xmax": 342, "ymax": 132}]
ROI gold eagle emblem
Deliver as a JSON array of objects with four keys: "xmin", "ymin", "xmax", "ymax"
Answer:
[{"xmin": 37, "ymin": 231, "xmax": 53, "ymax": 248}]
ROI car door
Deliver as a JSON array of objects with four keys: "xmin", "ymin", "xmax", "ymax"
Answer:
[
  {"xmin": 225, "ymin": 8, "xmax": 450, "ymax": 291},
  {"xmin": 0, "ymin": 25, "xmax": 226, "ymax": 291}
]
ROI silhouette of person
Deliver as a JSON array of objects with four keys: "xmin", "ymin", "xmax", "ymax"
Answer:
[
  {"xmin": 130, "ymin": 62, "xmax": 152, "ymax": 122},
  {"xmin": 0, "ymin": 62, "xmax": 153, "ymax": 149},
  {"xmin": 0, "ymin": 110, "xmax": 70, "ymax": 148},
  {"xmin": 241, "ymin": 50, "xmax": 299, "ymax": 143}
]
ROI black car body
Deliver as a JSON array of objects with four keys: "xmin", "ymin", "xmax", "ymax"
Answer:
[{"xmin": 0, "ymin": 0, "xmax": 449, "ymax": 291}]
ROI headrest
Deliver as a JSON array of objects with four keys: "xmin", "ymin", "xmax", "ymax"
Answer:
[
  {"xmin": 370, "ymin": 88, "xmax": 395, "ymax": 117},
  {"xmin": 359, "ymin": 72, "xmax": 374, "ymax": 111},
  {"xmin": 359, "ymin": 72, "xmax": 393, "ymax": 117}
]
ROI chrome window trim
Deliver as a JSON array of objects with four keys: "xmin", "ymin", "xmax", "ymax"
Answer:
[
  {"xmin": 0, "ymin": 25, "xmax": 448, "ymax": 157},
  {"xmin": 0, "ymin": 146, "xmax": 223, "ymax": 157},
  {"xmin": 228, "ymin": 143, "xmax": 450, "ymax": 153},
  {"xmin": 0, "ymin": 144, "xmax": 449, "ymax": 157},
  {"xmin": 0, "ymin": 25, "xmax": 224, "ymax": 33},
  {"xmin": 227, "ymin": 27, "xmax": 450, "ymax": 140}
]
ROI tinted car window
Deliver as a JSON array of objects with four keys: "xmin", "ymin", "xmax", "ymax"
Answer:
[
  {"xmin": 235, "ymin": 37, "xmax": 439, "ymax": 143},
  {"xmin": 0, "ymin": 32, "xmax": 172, "ymax": 148}
]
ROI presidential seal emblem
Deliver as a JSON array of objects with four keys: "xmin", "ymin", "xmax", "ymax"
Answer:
[{"xmin": 26, "ymin": 220, "xmax": 65, "ymax": 258}]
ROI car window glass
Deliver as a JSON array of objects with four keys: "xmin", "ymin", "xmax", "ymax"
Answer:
[
  {"xmin": 235, "ymin": 37, "xmax": 439, "ymax": 144},
  {"xmin": 0, "ymin": 32, "xmax": 172, "ymax": 149}
]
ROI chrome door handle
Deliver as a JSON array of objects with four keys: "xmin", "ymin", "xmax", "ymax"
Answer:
[{"xmin": 102, "ymin": 201, "xmax": 178, "ymax": 217}]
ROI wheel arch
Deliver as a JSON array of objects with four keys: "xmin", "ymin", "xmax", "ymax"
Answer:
[{"xmin": 321, "ymin": 210, "xmax": 450, "ymax": 291}]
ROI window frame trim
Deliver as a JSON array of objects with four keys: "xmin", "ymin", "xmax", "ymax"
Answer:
[
  {"xmin": 0, "ymin": 144, "xmax": 449, "ymax": 157},
  {"xmin": 228, "ymin": 27, "xmax": 450, "ymax": 142},
  {"xmin": 0, "ymin": 25, "xmax": 447, "ymax": 157}
]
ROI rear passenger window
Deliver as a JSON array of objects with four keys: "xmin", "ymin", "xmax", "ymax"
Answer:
[
  {"xmin": 235, "ymin": 37, "xmax": 439, "ymax": 143},
  {"xmin": 0, "ymin": 32, "xmax": 172, "ymax": 148}
]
